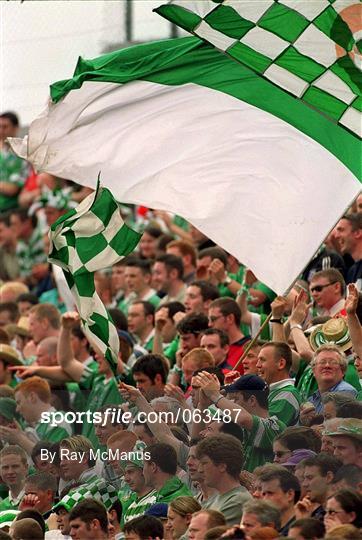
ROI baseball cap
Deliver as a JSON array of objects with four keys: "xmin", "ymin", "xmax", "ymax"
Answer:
[
  {"xmin": 145, "ymin": 503, "xmax": 168, "ymax": 519},
  {"xmin": 222, "ymin": 374, "xmax": 268, "ymax": 394}
]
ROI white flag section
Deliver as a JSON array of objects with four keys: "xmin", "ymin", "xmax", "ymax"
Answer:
[{"xmin": 10, "ymin": 78, "xmax": 359, "ymax": 294}]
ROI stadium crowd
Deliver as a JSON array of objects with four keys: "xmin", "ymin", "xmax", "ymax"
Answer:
[{"xmin": 0, "ymin": 110, "xmax": 361, "ymax": 540}]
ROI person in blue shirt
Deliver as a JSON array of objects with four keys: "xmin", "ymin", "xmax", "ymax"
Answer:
[{"xmin": 308, "ymin": 344, "xmax": 357, "ymax": 414}]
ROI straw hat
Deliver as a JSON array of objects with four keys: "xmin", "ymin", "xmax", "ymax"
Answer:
[
  {"xmin": 323, "ymin": 418, "xmax": 362, "ymax": 443},
  {"xmin": 5, "ymin": 316, "xmax": 30, "ymax": 338},
  {"xmin": 309, "ymin": 318, "xmax": 352, "ymax": 352},
  {"xmin": 0, "ymin": 344, "xmax": 22, "ymax": 366}
]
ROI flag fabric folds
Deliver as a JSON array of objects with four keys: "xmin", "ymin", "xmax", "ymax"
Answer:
[
  {"xmin": 9, "ymin": 5, "xmax": 361, "ymax": 295},
  {"xmin": 155, "ymin": 0, "xmax": 362, "ymax": 138},
  {"xmin": 48, "ymin": 181, "xmax": 141, "ymax": 374}
]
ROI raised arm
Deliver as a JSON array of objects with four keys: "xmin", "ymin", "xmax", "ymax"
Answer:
[
  {"xmin": 193, "ymin": 371, "xmax": 254, "ymax": 430},
  {"xmin": 119, "ymin": 382, "xmax": 184, "ymax": 459},
  {"xmin": 57, "ymin": 312, "xmax": 86, "ymax": 382},
  {"xmin": 346, "ymin": 283, "xmax": 362, "ymax": 358}
]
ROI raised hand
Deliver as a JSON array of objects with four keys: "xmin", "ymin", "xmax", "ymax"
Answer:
[{"xmin": 345, "ymin": 283, "xmax": 359, "ymax": 315}]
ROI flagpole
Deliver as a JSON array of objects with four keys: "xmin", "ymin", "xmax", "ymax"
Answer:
[{"xmin": 232, "ymin": 191, "xmax": 360, "ymax": 372}]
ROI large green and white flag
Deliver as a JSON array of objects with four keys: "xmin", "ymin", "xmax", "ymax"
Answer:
[
  {"xmin": 10, "ymin": 1, "xmax": 361, "ymax": 294},
  {"xmin": 48, "ymin": 182, "xmax": 141, "ymax": 374}
]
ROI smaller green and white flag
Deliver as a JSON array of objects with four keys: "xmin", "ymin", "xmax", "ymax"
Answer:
[
  {"xmin": 48, "ymin": 180, "xmax": 141, "ymax": 374},
  {"xmin": 53, "ymin": 477, "xmax": 119, "ymax": 513}
]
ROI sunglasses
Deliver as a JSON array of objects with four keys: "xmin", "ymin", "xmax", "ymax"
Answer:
[{"xmin": 310, "ymin": 281, "xmax": 337, "ymax": 293}]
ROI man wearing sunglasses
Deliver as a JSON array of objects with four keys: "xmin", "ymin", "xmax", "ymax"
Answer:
[{"xmin": 309, "ymin": 269, "xmax": 346, "ymax": 317}]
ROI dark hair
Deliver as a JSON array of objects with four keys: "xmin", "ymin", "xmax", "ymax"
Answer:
[
  {"xmin": 17, "ymin": 293, "xmax": 39, "ymax": 306},
  {"xmin": 0, "ymin": 212, "xmax": 11, "ymax": 228},
  {"xmin": 201, "ymin": 328, "xmax": 229, "ymax": 347},
  {"xmin": 108, "ymin": 308, "xmax": 128, "ymax": 331},
  {"xmin": 176, "ymin": 312, "xmax": 209, "ymax": 336},
  {"xmin": 342, "ymin": 213, "xmax": 362, "ymax": 232},
  {"xmin": 109, "ymin": 499, "xmax": 123, "ymax": 524},
  {"xmin": 260, "ymin": 341, "xmax": 293, "ymax": 373},
  {"xmin": 259, "ymin": 468, "xmax": 301, "ymax": 503},
  {"xmin": 0, "ymin": 302, "xmax": 19, "ymax": 322},
  {"xmin": 0, "ymin": 111, "xmax": 19, "ymax": 127},
  {"xmin": 12, "ymin": 207, "xmax": 37, "ymax": 229},
  {"xmin": 132, "ymin": 353, "xmax": 169, "ymax": 384},
  {"xmin": 209, "ymin": 298, "xmax": 241, "ymax": 326},
  {"xmin": 70, "ymin": 324, "xmax": 90, "ymax": 352},
  {"xmin": 198, "ymin": 247, "xmax": 228, "ymax": 267},
  {"xmin": 292, "ymin": 518, "xmax": 325, "ymax": 539},
  {"xmin": 302, "ymin": 454, "xmax": 342, "ymax": 478},
  {"xmin": 144, "ymin": 225, "xmax": 163, "ymax": 239},
  {"xmin": 333, "ymin": 465, "xmax": 362, "ymax": 489},
  {"xmin": 15, "ymin": 509, "xmax": 46, "ymax": 535},
  {"xmin": 189, "ymin": 281, "xmax": 220, "ymax": 302},
  {"xmin": 130, "ymin": 300, "xmax": 155, "ymax": 321},
  {"xmin": 147, "ymin": 443, "xmax": 177, "ymax": 475},
  {"xmin": 155, "ymin": 253, "xmax": 184, "ymax": 280},
  {"xmin": 0, "ymin": 531, "xmax": 11, "ymax": 540},
  {"xmin": 196, "ymin": 434, "xmax": 243, "ymax": 479},
  {"xmin": 156, "ymin": 301, "xmax": 186, "ymax": 319},
  {"xmin": 336, "ymin": 400, "xmax": 362, "ymax": 419},
  {"xmin": 69, "ymin": 498, "xmax": 108, "ymax": 534},
  {"xmin": 240, "ymin": 388, "xmax": 269, "ymax": 409},
  {"xmin": 193, "ymin": 366, "xmax": 224, "ymax": 385},
  {"xmin": 220, "ymin": 421, "xmax": 244, "ymax": 445},
  {"xmin": 275, "ymin": 426, "xmax": 321, "ymax": 453},
  {"xmin": 331, "ymin": 489, "xmax": 362, "ymax": 527},
  {"xmin": 125, "ymin": 257, "xmax": 152, "ymax": 275},
  {"xmin": 123, "ymin": 515, "xmax": 164, "ymax": 539},
  {"xmin": 31, "ymin": 441, "xmax": 60, "ymax": 467},
  {"xmin": 157, "ymin": 233, "xmax": 175, "ymax": 252}
]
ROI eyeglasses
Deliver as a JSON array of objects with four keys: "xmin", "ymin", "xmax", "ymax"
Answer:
[
  {"xmin": 310, "ymin": 282, "xmax": 337, "ymax": 293},
  {"xmin": 208, "ymin": 315, "xmax": 225, "ymax": 323},
  {"xmin": 315, "ymin": 359, "xmax": 341, "ymax": 367}
]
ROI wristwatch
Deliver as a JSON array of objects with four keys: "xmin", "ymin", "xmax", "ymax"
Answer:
[{"xmin": 223, "ymin": 276, "xmax": 232, "ymax": 286}]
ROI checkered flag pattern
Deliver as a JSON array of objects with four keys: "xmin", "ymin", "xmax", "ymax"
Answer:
[
  {"xmin": 53, "ymin": 478, "xmax": 119, "ymax": 513},
  {"xmin": 49, "ymin": 180, "xmax": 141, "ymax": 374},
  {"xmin": 155, "ymin": 0, "xmax": 362, "ymax": 138}
]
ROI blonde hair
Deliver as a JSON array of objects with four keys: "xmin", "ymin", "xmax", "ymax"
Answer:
[
  {"xmin": 169, "ymin": 496, "xmax": 201, "ymax": 517},
  {"xmin": 0, "ymin": 281, "xmax": 29, "ymax": 302},
  {"xmin": 60, "ymin": 435, "xmax": 94, "ymax": 454},
  {"xmin": 182, "ymin": 348, "xmax": 215, "ymax": 368},
  {"xmin": 311, "ymin": 344, "xmax": 348, "ymax": 372}
]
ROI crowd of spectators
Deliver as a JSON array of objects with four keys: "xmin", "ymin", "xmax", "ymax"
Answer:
[{"xmin": 0, "ymin": 110, "xmax": 361, "ymax": 540}]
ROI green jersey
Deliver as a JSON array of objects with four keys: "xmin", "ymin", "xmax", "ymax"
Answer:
[
  {"xmin": 0, "ymin": 147, "xmax": 28, "ymax": 212},
  {"xmin": 268, "ymin": 380, "xmax": 301, "ymax": 426},
  {"xmin": 243, "ymin": 415, "xmax": 286, "ymax": 472},
  {"xmin": 16, "ymin": 227, "xmax": 47, "ymax": 278},
  {"xmin": 155, "ymin": 476, "xmax": 192, "ymax": 503},
  {"xmin": 122, "ymin": 489, "xmax": 157, "ymax": 525},
  {"xmin": 80, "ymin": 366, "xmax": 123, "ymax": 449},
  {"xmin": 24, "ymin": 407, "xmax": 72, "ymax": 443},
  {"xmin": 0, "ymin": 489, "xmax": 25, "ymax": 512}
]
